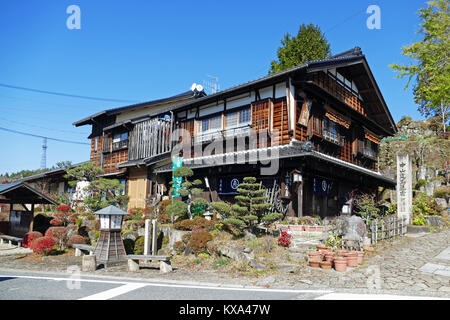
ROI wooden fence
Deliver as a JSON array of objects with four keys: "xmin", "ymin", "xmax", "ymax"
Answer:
[{"xmin": 369, "ymin": 216, "xmax": 408, "ymax": 244}]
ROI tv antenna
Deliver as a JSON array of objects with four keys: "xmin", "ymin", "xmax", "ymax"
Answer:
[
  {"xmin": 40, "ymin": 137, "xmax": 47, "ymax": 169},
  {"xmin": 203, "ymin": 75, "xmax": 220, "ymax": 95}
]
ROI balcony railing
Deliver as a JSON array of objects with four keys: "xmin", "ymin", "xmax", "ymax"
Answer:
[
  {"xmin": 112, "ymin": 139, "xmax": 128, "ymax": 151},
  {"xmin": 193, "ymin": 124, "xmax": 252, "ymax": 144},
  {"xmin": 362, "ymin": 147, "xmax": 378, "ymax": 161},
  {"xmin": 322, "ymin": 129, "xmax": 344, "ymax": 147}
]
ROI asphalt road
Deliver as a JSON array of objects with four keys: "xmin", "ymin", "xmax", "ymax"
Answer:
[{"xmin": 0, "ymin": 269, "xmax": 446, "ymax": 302}]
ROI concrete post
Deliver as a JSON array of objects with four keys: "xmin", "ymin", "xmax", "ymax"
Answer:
[
  {"xmin": 152, "ymin": 219, "xmax": 158, "ymax": 255},
  {"xmin": 144, "ymin": 219, "xmax": 151, "ymax": 255}
]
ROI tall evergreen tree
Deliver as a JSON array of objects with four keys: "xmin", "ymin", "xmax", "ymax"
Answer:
[{"xmin": 269, "ymin": 23, "xmax": 331, "ymax": 74}]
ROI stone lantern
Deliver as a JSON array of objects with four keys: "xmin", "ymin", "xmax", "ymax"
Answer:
[{"xmin": 93, "ymin": 205, "xmax": 129, "ymax": 266}]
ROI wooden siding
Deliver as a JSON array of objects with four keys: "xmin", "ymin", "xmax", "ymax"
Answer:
[
  {"xmin": 90, "ymin": 136, "xmax": 103, "ymax": 167},
  {"xmin": 102, "ymin": 150, "xmax": 128, "ymax": 174},
  {"xmin": 272, "ymin": 98, "xmax": 290, "ymax": 145},
  {"xmin": 308, "ymin": 71, "xmax": 367, "ymax": 116}
]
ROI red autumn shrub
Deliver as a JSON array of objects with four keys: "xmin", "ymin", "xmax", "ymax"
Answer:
[
  {"xmin": 45, "ymin": 227, "xmax": 67, "ymax": 238},
  {"xmin": 30, "ymin": 236, "xmax": 55, "ymax": 255},
  {"xmin": 277, "ymin": 231, "xmax": 292, "ymax": 248},
  {"xmin": 56, "ymin": 205, "xmax": 71, "ymax": 212},
  {"xmin": 67, "ymin": 234, "xmax": 86, "ymax": 247},
  {"xmin": 45, "ymin": 227, "xmax": 68, "ymax": 250},
  {"xmin": 50, "ymin": 218, "xmax": 63, "ymax": 226},
  {"xmin": 22, "ymin": 231, "xmax": 43, "ymax": 248}
]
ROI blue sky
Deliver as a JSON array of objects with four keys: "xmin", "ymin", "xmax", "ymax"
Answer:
[{"xmin": 0, "ymin": 0, "xmax": 428, "ymax": 174}]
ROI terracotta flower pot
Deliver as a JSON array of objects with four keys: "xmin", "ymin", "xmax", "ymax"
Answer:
[
  {"xmin": 356, "ymin": 251, "xmax": 364, "ymax": 264},
  {"xmin": 325, "ymin": 253, "xmax": 335, "ymax": 263},
  {"xmin": 317, "ymin": 245, "xmax": 329, "ymax": 251},
  {"xmin": 344, "ymin": 252, "xmax": 358, "ymax": 267},
  {"xmin": 320, "ymin": 261, "xmax": 332, "ymax": 270},
  {"xmin": 333, "ymin": 257, "xmax": 347, "ymax": 272},
  {"xmin": 308, "ymin": 251, "xmax": 321, "ymax": 259},
  {"xmin": 309, "ymin": 258, "xmax": 321, "ymax": 268}
]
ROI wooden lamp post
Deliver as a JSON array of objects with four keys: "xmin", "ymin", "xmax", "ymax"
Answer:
[{"xmin": 93, "ymin": 205, "xmax": 129, "ymax": 266}]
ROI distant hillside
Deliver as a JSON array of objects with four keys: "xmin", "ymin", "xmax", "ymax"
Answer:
[{"xmin": 379, "ymin": 115, "xmax": 449, "ymax": 185}]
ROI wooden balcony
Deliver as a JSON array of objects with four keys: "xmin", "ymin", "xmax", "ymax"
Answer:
[
  {"xmin": 322, "ymin": 129, "xmax": 345, "ymax": 147},
  {"xmin": 309, "ymin": 71, "xmax": 367, "ymax": 116}
]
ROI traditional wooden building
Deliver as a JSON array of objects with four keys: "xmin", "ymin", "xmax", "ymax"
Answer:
[{"xmin": 74, "ymin": 47, "xmax": 397, "ymax": 217}]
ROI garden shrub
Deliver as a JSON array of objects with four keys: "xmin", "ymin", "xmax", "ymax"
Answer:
[
  {"xmin": 181, "ymin": 233, "xmax": 191, "ymax": 244},
  {"xmin": 45, "ymin": 227, "xmax": 68, "ymax": 250},
  {"xmin": 50, "ymin": 218, "xmax": 63, "ymax": 226},
  {"xmin": 23, "ymin": 231, "xmax": 43, "ymax": 248},
  {"xmin": 45, "ymin": 226, "xmax": 67, "ymax": 239},
  {"xmin": 174, "ymin": 219, "xmax": 195, "ymax": 231},
  {"xmin": 134, "ymin": 236, "xmax": 145, "ymax": 255},
  {"xmin": 211, "ymin": 257, "xmax": 230, "ymax": 269},
  {"xmin": 173, "ymin": 241, "xmax": 186, "ymax": 254},
  {"xmin": 158, "ymin": 213, "xmax": 171, "ymax": 224},
  {"xmin": 434, "ymin": 186, "xmax": 450, "ymax": 199},
  {"xmin": 189, "ymin": 230, "xmax": 213, "ymax": 255},
  {"xmin": 158, "ymin": 199, "xmax": 172, "ymax": 215},
  {"xmin": 30, "ymin": 236, "xmax": 55, "ymax": 255},
  {"xmin": 67, "ymin": 235, "xmax": 86, "ymax": 247}
]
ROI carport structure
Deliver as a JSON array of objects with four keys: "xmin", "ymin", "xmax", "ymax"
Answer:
[{"xmin": 0, "ymin": 182, "xmax": 56, "ymax": 237}]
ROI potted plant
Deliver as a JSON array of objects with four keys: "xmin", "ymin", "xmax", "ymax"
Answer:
[
  {"xmin": 307, "ymin": 250, "xmax": 321, "ymax": 260},
  {"xmin": 333, "ymin": 256, "xmax": 347, "ymax": 272},
  {"xmin": 320, "ymin": 260, "xmax": 332, "ymax": 270},
  {"xmin": 324, "ymin": 252, "xmax": 335, "ymax": 263},
  {"xmin": 309, "ymin": 257, "xmax": 321, "ymax": 268},
  {"xmin": 356, "ymin": 251, "xmax": 364, "ymax": 264},
  {"xmin": 343, "ymin": 251, "xmax": 358, "ymax": 267}
]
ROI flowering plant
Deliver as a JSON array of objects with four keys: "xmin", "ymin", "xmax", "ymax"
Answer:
[{"xmin": 277, "ymin": 230, "xmax": 292, "ymax": 248}]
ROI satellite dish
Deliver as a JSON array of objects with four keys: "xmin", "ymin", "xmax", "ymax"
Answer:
[
  {"xmin": 190, "ymin": 83, "xmax": 197, "ymax": 91},
  {"xmin": 196, "ymin": 84, "xmax": 203, "ymax": 92}
]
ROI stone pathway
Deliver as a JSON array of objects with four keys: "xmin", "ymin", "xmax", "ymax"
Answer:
[
  {"xmin": 0, "ymin": 243, "xmax": 32, "ymax": 256},
  {"xmin": 0, "ymin": 228, "xmax": 448, "ymax": 298}
]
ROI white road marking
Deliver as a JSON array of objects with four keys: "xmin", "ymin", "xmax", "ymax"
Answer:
[
  {"xmin": 0, "ymin": 274, "xmax": 332, "ymax": 295},
  {"xmin": 79, "ymin": 283, "xmax": 148, "ymax": 300},
  {"xmin": 315, "ymin": 293, "xmax": 449, "ymax": 300}
]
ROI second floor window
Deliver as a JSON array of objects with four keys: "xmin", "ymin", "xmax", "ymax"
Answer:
[
  {"xmin": 201, "ymin": 115, "xmax": 222, "ymax": 132},
  {"xmin": 323, "ymin": 119, "xmax": 341, "ymax": 145},
  {"xmin": 225, "ymin": 108, "xmax": 251, "ymax": 135}
]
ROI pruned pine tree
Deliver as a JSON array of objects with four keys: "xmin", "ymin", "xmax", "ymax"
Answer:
[
  {"xmin": 211, "ymin": 177, "xmax": 282, "ymax": 231},
  {"xmin": 168, "ymin": 166, "xmax": 207, "ymax": 220}
]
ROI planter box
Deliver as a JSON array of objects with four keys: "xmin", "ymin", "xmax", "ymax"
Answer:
[
  {"xmin": 276, "ymin": 224, "xmax": 304, "ymax": 232},
  {"xmin": 407, "ymin": 225, "xmax": 430, "ymax": 234},
  {"xmin": 275, "ymin": 224, "xmax": 327, "ymax": 233}
]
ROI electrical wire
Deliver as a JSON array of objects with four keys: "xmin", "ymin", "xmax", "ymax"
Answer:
[
  {"xmin": 0, "ymin": 126, "xmax": 90, "ymax": 145},
  {"xmin": 0, "ymin": 82, "xmax": 138, "ymax": 103}
]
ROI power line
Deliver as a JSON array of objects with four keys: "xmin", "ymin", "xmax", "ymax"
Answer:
[
  {"xmin": 0, "ymin": 126, "xmax": 90, "ymax": 145},
  {"xmin": 0, "ymin": 82, "xmax": 138, "ymax": 103},
  {"xmin": 0, "ymin": 117, "xmax": 89, "ymax": 135}
]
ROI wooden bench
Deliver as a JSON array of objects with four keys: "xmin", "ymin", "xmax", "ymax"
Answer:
[
  {"xmin": 126, "ymin": 254, "xmax": 173, "ymax": 273},
  {"xmin": 72, "ymin": 244, "xmax": 95, "ymax": 256},
  {"xmin": 0, "ymin": 235, "xmax": 23, "ymax": 248}
]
